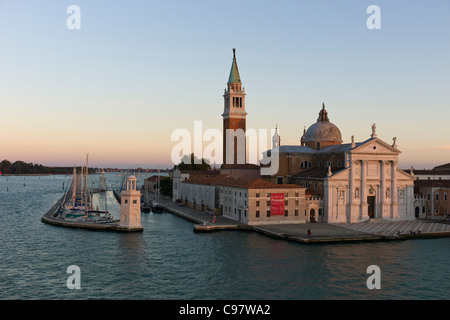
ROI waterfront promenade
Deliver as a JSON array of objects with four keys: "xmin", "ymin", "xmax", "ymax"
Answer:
[{"xmin": 145, "ymin": 192, "xmax": 450, "ymax": 244}]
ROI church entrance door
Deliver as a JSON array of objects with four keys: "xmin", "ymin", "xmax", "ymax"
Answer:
[
  {"xmin": 367, "ymin": 196, "xmax": 375, "ymax": 218},
  {"xmin": 310, "ymin": 209, "xmax": 316, "ymax": 222}
]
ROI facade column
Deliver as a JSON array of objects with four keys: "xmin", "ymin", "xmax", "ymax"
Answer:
[
  {"xmin": 347, "ymin": 160, "xmax": 358, "ymax": 222},
  {"xmin": 390, "ymin": 160, "xmax": 399, "ymax": 220},
  {"xmin": 360, "ymin": 160, "xmax": 367, "ymax": 220},
  {"xmin": 380, "ymin": 160, "xmax": 386, "ymax": 219},
  {"xmin": 324, "ymin": 180, "xmax": 331, "ymax": 222}
]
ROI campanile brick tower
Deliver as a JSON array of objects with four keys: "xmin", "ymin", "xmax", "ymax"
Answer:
[{"xmin": 222, "ymin": 49, "xmax": 247, "ymax": 165}]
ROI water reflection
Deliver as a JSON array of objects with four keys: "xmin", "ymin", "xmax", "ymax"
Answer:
[{"xmin": 1, "ymin": 174, "xmax": 450, "ymax": 299}]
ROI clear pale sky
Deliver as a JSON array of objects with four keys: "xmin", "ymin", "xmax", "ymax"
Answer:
[{"xmin": 0, "ymin": 0, "xmax": 449, "ymax": 169}]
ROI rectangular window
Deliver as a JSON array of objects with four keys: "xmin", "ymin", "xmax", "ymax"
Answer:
[
  {"xmin": 285, "ymin": 200, "xmax": 288, "ymax": 205},
  {"xmin": 267, "ymin": 200, "xmax": 271, "ymax": 206},
  {"xmin": 284, "ymin": 210, "xmax": 288, "ymax": 217},
  {"xmin": 256, "ymin": 210, "xmax": 260, "ymax": 218},
  {"xmin": 133, "ymin": 200, "xmax": 137, "ymax": 204},
  {"xmin": 125, "ymin": 199, "xmax": 128, "ymax": 204},
  {"xmin": 256, "ymin": 193, "xmax": 260, "ymax": 198},
  {"xmin": 267, "ymin": 210, "xmax": 271, "ymax": 217},
  {"xmin": 445, "ymin": 194, "xmax": 448, "ymax": 201},
  {"xmin": 295, "ymin": 209, "xmax": 298, "ymax": 216},
  {"xmin": 436, "ymin": 193, "xmax": 439, "ymax": 201},
  {"xmin": 256, "ymin": 201, "xmax": 260, "ymax": 207}
]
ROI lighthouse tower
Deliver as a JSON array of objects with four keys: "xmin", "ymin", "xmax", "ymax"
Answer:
[
  {"xmin": 99, "ymin": 171, "xmax": 107, "ymax": 191},
  {"xmin": 118, "ymin": 175, "xmax": 143, "ymax": 232}
]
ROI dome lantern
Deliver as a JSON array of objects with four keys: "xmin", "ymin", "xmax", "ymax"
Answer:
[{"xmin": 304, "ymin": 103, "xmax": 343, "ymax": 150}]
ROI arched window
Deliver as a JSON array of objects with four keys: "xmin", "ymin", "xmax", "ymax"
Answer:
[{"xmin": 300, "ymin": 161, "xmax": 312, "ymax": 168}]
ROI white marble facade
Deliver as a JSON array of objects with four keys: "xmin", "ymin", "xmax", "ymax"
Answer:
[{"xmin": 323, "ymin": 138, "xmax": 415, "ymax": 223}]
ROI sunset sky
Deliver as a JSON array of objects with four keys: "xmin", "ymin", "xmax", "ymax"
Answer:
[{"xmin": 0, "ymin": 0, "xmax": 449, "ymax": 169}]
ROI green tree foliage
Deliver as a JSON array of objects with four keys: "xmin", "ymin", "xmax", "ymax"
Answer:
[
  {"xmin": 175, "ymin": 153, "xmax": 210, "ymax": 171},
  {"xmin": 0, "ymin": 159, "xmax": 96, "ymax": 175},
  {"xmin": 154, "ymin": 177, "xmax": 173, "ymax": 198}
]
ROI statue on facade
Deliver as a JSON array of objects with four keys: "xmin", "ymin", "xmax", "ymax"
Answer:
[
  {"xmin": 371, "ymin": 123, "xmax": 377, "ymax": 138},
  {"xmin": 392, "ymin": 137, "xmax": 397, "ymax": 148}
]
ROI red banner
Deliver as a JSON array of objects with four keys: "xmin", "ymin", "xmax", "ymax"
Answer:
[{"xmin": 271, "ymin": 193, "xmax": 285, "ymax": 216}]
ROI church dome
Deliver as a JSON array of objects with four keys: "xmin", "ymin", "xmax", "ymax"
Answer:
[{"xmin": 304, "ymin": 104, "xmax": 342, "ymax": 148}]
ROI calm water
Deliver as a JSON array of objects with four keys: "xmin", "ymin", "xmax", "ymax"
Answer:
[{"xmin": 0, "ymin": 174, "xmax": 449, "ymax": 300}]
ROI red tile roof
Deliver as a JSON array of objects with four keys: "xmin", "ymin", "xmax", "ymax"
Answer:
[
  {"xmin": 181, "ymin": 175, "xmax": 304, "ymax": 190},
  {"xmin": 214, "ymin": 176, "xmax": 303, "ymax": 190}
]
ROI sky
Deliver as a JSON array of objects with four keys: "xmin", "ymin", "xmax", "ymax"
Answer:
[{"xmin": 0, "ymin": 0, "xmax": 449, "ymax": 169}]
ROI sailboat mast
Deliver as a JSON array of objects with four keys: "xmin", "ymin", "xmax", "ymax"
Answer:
[
  {"xmin": 85, "ymin": 154, "xmax": 89, "ymax": 213},
  {"xmin": 72, "ymin": 167, "xmax": 77, "ymax": 208},
  {"xmin": 81, "ymin": 165, "xmax": 84, "ymax": 209}
]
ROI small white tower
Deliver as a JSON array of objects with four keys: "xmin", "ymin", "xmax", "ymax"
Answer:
[
  {"xmin": 272, "ymin": 125, "xmax": 280, "ymax": 148},
  {"xmin": 118, "ymin": 175, "xmax": 143, "ymax": 232},
  {"xmin": 99, "ymin": 171, "xmax": 107, "ymax": 191}
]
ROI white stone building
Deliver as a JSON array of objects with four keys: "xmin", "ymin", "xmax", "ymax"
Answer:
[
  {"xmin": 263, "ymin": 104, "xmax": 416, "ymax": 223},
  {"xmin": 322, "ymin": 138, "xmax": 416, "ymax": 223},
  {"xmin": 215, "ymin": 176, "xmax": 307, "ymax": 225}
]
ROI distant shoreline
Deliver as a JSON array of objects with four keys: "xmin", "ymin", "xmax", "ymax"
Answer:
[{"xmin": 1, "ymin": 173, "xmax": 72, "ymax": 176}]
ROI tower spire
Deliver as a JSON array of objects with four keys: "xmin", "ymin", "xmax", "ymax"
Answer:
[{"xmin": 228, "ymin": 48, "xmax": 241, "ymax": 84}]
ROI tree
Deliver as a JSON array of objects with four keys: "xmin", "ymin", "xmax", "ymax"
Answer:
[
  {"xmin": 159, "ymin": 177, "xmax": 173, "ymax": 198},
  {"xmin": 175, "ymin": 153, "xmax": 210, "ymax": 171},
  {"xmin": 0, "ymin": 160, "xmax": 12, "ymax": 174}
]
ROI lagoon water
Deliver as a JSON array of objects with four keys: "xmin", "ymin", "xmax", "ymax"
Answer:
[{"xmin": 0, "ymin": 174, "xmax": 449, "ymax": 300}]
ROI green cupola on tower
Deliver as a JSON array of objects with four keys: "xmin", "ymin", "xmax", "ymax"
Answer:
[{"xmin": 228, "ymin": 48, "xmax": 241, "ymax": 84}]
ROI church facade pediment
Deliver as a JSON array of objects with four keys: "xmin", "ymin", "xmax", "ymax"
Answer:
[{"xmin": 351, "ymin": 138, "xmax": 400, "ymax": 156}]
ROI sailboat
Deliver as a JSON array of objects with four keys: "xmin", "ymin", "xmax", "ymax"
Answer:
[{"xmin": 63, "ymin": 155, "xmax": 112, "ymax": 221}]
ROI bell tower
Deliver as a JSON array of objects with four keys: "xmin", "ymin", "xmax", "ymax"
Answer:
[{"xmin": 222, "ymin": 49, "xmax": 247, "ymax": 165}]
